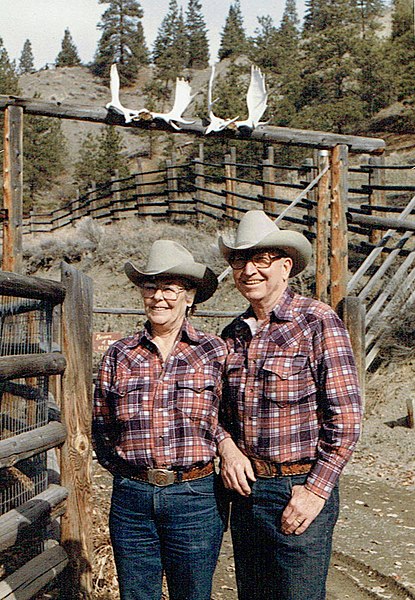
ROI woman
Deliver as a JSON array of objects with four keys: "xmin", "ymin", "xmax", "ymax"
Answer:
[{"xmin": 92, "ymin": 240, "xmax": 228, "ymax": 600}]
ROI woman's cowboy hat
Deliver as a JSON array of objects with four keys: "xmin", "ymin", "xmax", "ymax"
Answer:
[
  {"xmin": 124, "ymin": 240, "xmax": 218, "ymax": 303},
  {"xmin": 218, "ymin": 210, "xmax": 312, "ymax": 277}
]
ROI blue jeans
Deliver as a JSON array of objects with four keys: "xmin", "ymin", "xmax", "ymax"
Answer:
[
  {"xmin": 109, "ymin": 473, "xmax": 225, "ymax": 600},
  {"xmin": 230, "ymin": 474, "xmax": 339, "ymax": 600}
]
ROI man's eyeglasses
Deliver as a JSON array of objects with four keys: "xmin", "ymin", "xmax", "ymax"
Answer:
[
  {"xmin": 228, "ymin": 252, "xmax": 287, "ymax": 270},
  {"xmin": 140, "ymin": 283, "xmax": 186, "ymax": 301}
]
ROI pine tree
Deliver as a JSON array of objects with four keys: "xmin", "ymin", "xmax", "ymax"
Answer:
[
  {"xmin": 74, "ymin": 133, "xmax": 101, "ymax": 193},
  {"xmin": 388, "ymin": 0, "xmax": 415, "ymax": 99},
  {"xmin": 185, "ymin": 0, "xmax": 209, "ymax": 69},
  {"xmin": 218, "ymin": 0, "xmax": 247, "ymax": 61},
  {"xmin": 249, "ymin": 15, "xmax": 279, "ymax": 70},
  {"xmin": 23, "ymin": 110, "xmax": 67, "ymax": 208},
  {"xmin": 95, "ymin": 126, "xmax": 130, "ymax": 184},
  {"xmin": 0, "ymin": 38, "xmax": 19, "ymax": 95},
  {"xmin": 19, "ymin": 39, "xmax": 35, "ymax": 74},
  {"xmin": 153, "ymin": 0, "xmax": 188, "ymax": 83},
  {"xmin": 55, "ymin": 28, "xmax": 81, "ymax": 67},
  {"xmin": 298, "ymin": 0, "xmax": 365, "ymax": 133},
  {"xmin": 92, "ymin": 0, "xmax": 149, "ymax": 85},
  {"xmin": 356, "ymin": 0, "xmax": 385, "ymax": 37}
]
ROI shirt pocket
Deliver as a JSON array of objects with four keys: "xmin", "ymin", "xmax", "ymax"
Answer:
[
  {"xmin": 112, "ymin": 376, "xmax": 145, "ymax": 421},
  {"xmin": 175, "ymin": 369, "xmax": 217, "ymax": 422},
  {"xmin": 261, "ymin": 350, "xmax": 310, "ymax": 407}
]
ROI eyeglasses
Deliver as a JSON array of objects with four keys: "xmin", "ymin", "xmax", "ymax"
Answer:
[
  {"xmin": 228, "ymin": 252, "xmax": 287, "ymax": 270},
  {"xmin": 140, "ymin": 283, "xmax": 186, "ymax": 301}
]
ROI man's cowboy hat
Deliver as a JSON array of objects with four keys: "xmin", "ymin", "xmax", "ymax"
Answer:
[
  {"xmin": 124, "ymin": 240, "xmax": 218, "ymax": 303},
  {"xmin": 218, "ymin": 210, "xmax": 312, "ymax": 277}
]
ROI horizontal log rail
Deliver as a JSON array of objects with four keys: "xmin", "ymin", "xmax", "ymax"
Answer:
[
  {"xmin": 0, "ymin": 484, "xmax": 68, "ymax": 552},
  {"xmin": 0, "ymin": 95, "xmax": 385, "ymax": 153},
  {"xmin": 0, "ymin": 543, "xmax": 68, "ymax": 600},
  {"xmin": 0, "ymin": 421, "xmax": 67, "ymax": 468},
  {"xmin": 93, "ymin": 307, "xmax": 241, "ymax": 318},
  {"xmin": 0, "ymin": 271, "xmax": 66, "ymax": 304},
  {"xmin": 0, "ymin": 352, "xmax": 66, "ymax": 381}
]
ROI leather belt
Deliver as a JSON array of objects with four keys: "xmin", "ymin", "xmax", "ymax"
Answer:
[
  {"xmin": 126, "ymin": 461, "xmax": 214, "ymax": 487},
  {"xmin": 250, "ymin": 457, "xmax": 314, "ymax": 478}
]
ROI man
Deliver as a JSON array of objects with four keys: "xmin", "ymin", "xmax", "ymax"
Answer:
[{"xmin": 217, "ymin": 210, "xmax": 362, "ymax": 600}]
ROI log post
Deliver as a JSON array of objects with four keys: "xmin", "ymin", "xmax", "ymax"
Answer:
[
  {"xmin": 316, "ymin": 150, "xmax": 330, "ymax": 303},
  {"xmin": 368, "ymin": 153, "xmax": 386, "ymax": 245},
  {"xmin": 86, "ymin": 182, "xmax": 96, "ymax": 218},
  {"xmin": 166, "ymin": 158, "xmax": 179, "ymax": 218},
  {"xmin": 302, "ymin": 157, "xmax": 316, "ymax": 232},
  {"xmin": 194, "ymin": 158, "xmax": 205, "ymax": 226},
  {"xmin": 337, "ymin": 296, "xmax": 366, "ymax": 409},
  {"xmin": 111, "ymin": 169, "xmax": 121, "ymax": 221},
  {"xmin": 60, "ymin": 262, "xmax": 93, "ymax": 599},
  {"xmin": 262, "ymin": 149, "xmax": 276, "ymax": 215},
  {"xmin": 135, "ymin": 159, "xmax": 146, "ymax": 216},
  {"xmin": 2, "ymin": 105, "xmax": 23, "ymax": 273},
  {"xmin": 330, "ymin": 144, "xmax": 349, "ymax": 310},
  {"xmin": 224, "ymin": 147, "xmax": 236, "ymax": 219}
]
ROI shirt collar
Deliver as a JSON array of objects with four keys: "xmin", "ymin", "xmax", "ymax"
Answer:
[
  {"xmin": 124, "ymin": 319, "xmax": 201, "ymax": 348},
  {"xmin": 240, "ymin": 287, "xmax": 295, "ymax": 324}
]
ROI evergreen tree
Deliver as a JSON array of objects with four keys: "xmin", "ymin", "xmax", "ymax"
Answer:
[
  {"xmin": 297, "ymin": 0, "xmax": 365, "ymax": 133},
  {"xmin": 218, "ymin": 0, "xmax": 247, "ymax": 61},
  {"xmin": 356, "ymin": 0, "xmax": 385, "ymax": 37},
  {"xmin": 388, "ymin": 0, "xmax": 415, "ymax": 99},
  {"xmin": 249, "ymin": 15, "xmax": 279, "ymax": 70},
  {"xmin": 0, "ymin": 38, "xmax": 19, "ymax": 95},
  {"xmin": 19, "ymin": 39, "xmax": 35, "ymax": 74},
  {"xmin": 55, "ymin": 28, "xmax": 81, "ymax": 67},
  {"xmin": 153, "ymin": 0, "xmax": 188, "ymax": 83},
  {"xmin": 93, "ymin": 0, "xmax": 149, "ymax": 84},
  {"xmin": 96, "ymin": 126, "xmax": 130, "ymax": 184},
  {"xmin": 74, "ymin": 133, "xmax": 101, "ymax": 192},
  {"xmin": 185, "ymin": 0, "xmax": 209, "ymax": 69},
  {"xmin": 23, "ymin": 109, "xmax": 67, "ymax": 208}
]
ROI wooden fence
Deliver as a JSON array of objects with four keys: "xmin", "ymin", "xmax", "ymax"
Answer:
[{"xmin": 0, "ymin": 264, "xmax": 93, "ymax": 599}]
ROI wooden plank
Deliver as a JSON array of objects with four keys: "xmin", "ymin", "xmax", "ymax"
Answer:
[
  {"xmin": 194, "ymin": 156, "xmax": 205, "ymax": 226},
  {"xmin": 0, "ymin": 353, "xmax": 66, "ymax": 381},
  {"xmin": 347, "ymin": 212, "xmax": 415, "ymax": 232},
  {"xmin": 2, "ymin": 106, "xmax": 23, "ymax": 274},
  {"xmin": 0, "ymin": 96, "xmax": 386, "ymax": 153},
  {"xmin": 330, "ymin": 145, "xmax": 349, "ymax": 309},
  {"xmin": 0, "ymin": 484, "xmax": 68, "ymax": 552},
  {"xmin": 368, "ymin": 154, "xmax": 386, "ymax": 245},
  {"xmin": 60, "ymin": 262, "xmax": 93, "ymax": 598},
  {"xmin": 0, "ymin": 270, "xmax": 66, "ymax": 304},
  {"xmin": 224, "ymin": 148, "xmax": 237, "ymax": 219},
  {"xmin": 337, "ymin": 297, "xmax": 366, "ymax": 409},
  {"xmin": 262, "ymin": 157, "xmax": 276, "ymax": 215},
  {"xmin": 316, "ymin": 150, "xmax": 330, "ymax": 303},
  {"xmin": 0, "ymin": 543, "xmax": 68, "ymax": 600},
  {"xmin": 0, "ymin": 421, "xmax": 66, "ymax": 468}
]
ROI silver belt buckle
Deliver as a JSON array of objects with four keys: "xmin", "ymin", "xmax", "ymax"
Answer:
[{"xmin": 148, "ymin": 468, "xmax": 176, "ymax": 487}]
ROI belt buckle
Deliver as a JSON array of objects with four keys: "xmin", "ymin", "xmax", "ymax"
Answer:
[{"xmin": 147, "ymin": 468, "xmax": 175, "ymax": 487}]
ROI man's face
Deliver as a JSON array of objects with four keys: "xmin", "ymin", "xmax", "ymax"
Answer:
[{"xmin": 230, "ymin": 250, "xmax": 293, "ymax": 306}]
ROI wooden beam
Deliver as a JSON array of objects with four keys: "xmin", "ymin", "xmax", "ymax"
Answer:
[
  {"xmin": 60, "ymin": 262, "xmax": 93, "ymax": 599},
  {"xmin": 2, "ymin": 106, "xmax": 23, "ymax": 273},
  {"xmin": 0, "ymin": 543, "xmax": 68, "ymax": 600},
  {"xmin": 316, "ymin": 150, "xmax": 330, "ymax": 303},
  {"xmin": 368, "ymin": 154, "xmax": 386, "ymax": 244},
  {"xmin": 330, "ymin": 145, "xmax": 349, "ymax": 309},
  {"xmin": 0, "ymin": 484, "xmax": 68, "ymax": 552},
  {"xmin": 0, "ymin": 422, "xmax": 67, "ymax": 468},
  {"xmin": 0, "ymin": 95, "xmax": 386, "ymax": 154},
  {"xmin": 0, "ymin": 353, "xmax": 66, "ymax": 381},
  {"xmin": 337, "ymin": 297, "xmax": 366, "ymax": 409},
  {"xmin": 0, "ymin": 270, "xmax": 66, "ymax": 304},
  {"xmin": 347, "ymin": 211, "xmax": 415, "ymax": 232}
]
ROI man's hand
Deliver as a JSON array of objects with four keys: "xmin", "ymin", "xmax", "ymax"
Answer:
[
  {"xmin": 218, "ymin": 438, "xmax": 256, "ymax": 497},
  {"xmin": 281, "ymin": 485, "xmax": 326, "ymax": 535}
]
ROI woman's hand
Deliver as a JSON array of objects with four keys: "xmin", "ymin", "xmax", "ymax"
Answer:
[{"xmin": 218, "ymin": 438, "xmax": 256, "ymax": 497}]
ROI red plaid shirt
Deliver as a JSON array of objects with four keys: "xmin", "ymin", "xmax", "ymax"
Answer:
[
  {"xmin": 93, "ymin": 319, "xmax": 228, "ymax": 473},
  {"xmin": 221, "ymin": 287, "xmax": 362, "ymax": 499}
]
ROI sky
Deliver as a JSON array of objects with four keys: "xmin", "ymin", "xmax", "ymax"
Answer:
[{"xmin": 1, "ymin": 0, "xmax": 306, "ymax": 70}]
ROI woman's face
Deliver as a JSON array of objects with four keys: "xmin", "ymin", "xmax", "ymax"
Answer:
[{"xmin": 140, "ymin": 277, "xmax": 196, "ymax": 332}]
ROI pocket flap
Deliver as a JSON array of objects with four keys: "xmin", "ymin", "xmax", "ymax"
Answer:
[{"xmin": 262, "ymin": 352, "xmax": 308, "ymax": 380}]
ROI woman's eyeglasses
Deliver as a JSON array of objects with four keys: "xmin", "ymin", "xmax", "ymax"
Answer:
[
  {"xmin": 140, "ymin": 283, "xmax": 186, "ymax": 301},
  {"xmin": 228, "ymin": 252, "xmax": 287, "ymax": 270}
]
